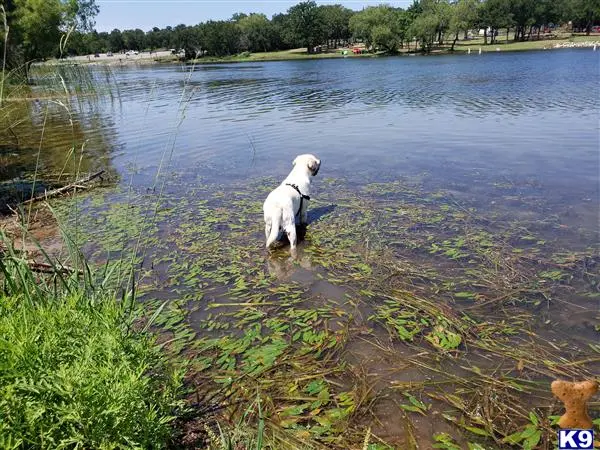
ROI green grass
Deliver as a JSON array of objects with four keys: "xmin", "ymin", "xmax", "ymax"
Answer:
[
  {"xmin": 191, "ymin": 48, "xmax": 376, "ymax": 64},
  {"xmin": 453, "ymin": 33, "xmax": 600, "ymax": 53},
  {"xmin": 0, "ymin": 236, "xmax": 187, "ymax": 449},
  {"xmin": 170, "ymin": 34, "xmax": 600, "ymax": 64}
]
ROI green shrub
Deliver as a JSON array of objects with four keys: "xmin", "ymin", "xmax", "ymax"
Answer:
[{"xmin": 0, "ymin": 289, "xmax": 185, "ymax": 449}]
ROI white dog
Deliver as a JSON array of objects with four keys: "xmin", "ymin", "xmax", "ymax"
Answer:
[{"xmin": 263, "ymin": 154, "xmax": 321, "ymax": 254}]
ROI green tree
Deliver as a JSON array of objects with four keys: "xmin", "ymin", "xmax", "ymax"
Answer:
[
  {"xmin": 83, "ymin": 30, "xmax": 108, "ymax": 53},
  {"xmin": 319, "ymin": 4, "xmax": 354, "ymax": 48},
  {"xmin": 350, "ymin": 5, "xmax": 407, "ymax": 52},
  {"xmin": 63, "ymin": 0, "xmax": 99, "ymax": 32},
  {"xmin": 108, "ymin": 28, "xmax": 123, "ymax": 52},
  {"xmin": 198, "ymin": 20, "xmax": 241, "ymax": 56},
  {"xmin": 270, "ymin": 13, "xmax": 295, "ymax": 49},
  {"xmin": 404, "ymin": 0, "xmax": 455, "ymax": 51},
  {"xmin": 60, "ymin": 30, "xmax": 88, "ymax": 55},
  {"xmin": 287, "ymin": 1, "xmax": 326, "ymax": 53},
  {"xmin": 230, "ymin": 12, "xmax": 248, "ymax": 22},
  {"xmin": 121, "ymin": 28, "xmax": 145, "ymax": 50},
  {"xmin": 407, "ymin": 0, "xmax": 424, "ymax": 20},
  {"xmin": 448, "ymin": 0, "xmax": 479, "ymax": 49},
  {"xmin": 371, "ymin": 24, "xmax": 399, "ymax": 52},
  {"xmin": 237, "ymin": 13, "xmax": 273, "ymax": 52},
  {"xmin": 5, "ymin": 0, "xmax": 98, "ymax": 63},
  {"xmin": 348, "ymin": 7, "xmax": 375, "ymax": 47},
  {"xmin": 408, "ymin": 12, "xmax": 439, "ymax": 51},
  {"xmin": 171, "ymin": 24, "xmax": 198, "ymax": 58},
  {"xmin": 479, "ymin": 0, "xmax": 512, "ymax": 44},
  {"xmin": 532, "ymin": 0, "xmax": 562, "ymax": 39},
  {"xmin": 419, "ymin": 0, "xmax": 452, "ymax": 45},
  {"xmin": 565, "ymin": 0, "xmax": 600, "ymax": 34},
  {"xmin": 13, "ymin": 0, "xmax": 63, "ymax": 60},
  {"xmin": 145, "ymin": 27, "xmax": 163, "ymax": 52},
  {"xmin": 511, "ymin": 0, "xmax": 536, "ymax": 40},
  {"xmin": 162, "ymin": 26, "xmax": 173, "ymax": 48},
  {"xmin": 396, "ymin": 9, "xmax": 413, "ymax": 48}
]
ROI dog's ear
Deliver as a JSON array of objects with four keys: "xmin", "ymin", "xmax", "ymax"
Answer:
[{"xmin": 308, "ymin": 158, "xmax": 320, "ymax": 176}]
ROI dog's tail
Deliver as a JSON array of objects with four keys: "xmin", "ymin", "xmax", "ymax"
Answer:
[{"xmin": 265, "ymin": 212, "xmax": 282, "ymax": 249}]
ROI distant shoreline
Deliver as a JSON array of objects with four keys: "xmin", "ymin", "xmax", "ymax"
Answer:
[
  {"xmin": 46, "ymin": 35, "xmax": 600, "ymax": 67},
  {"xmin": 186, "ymin": 39, "xmax": 600, "ymax": 65}
]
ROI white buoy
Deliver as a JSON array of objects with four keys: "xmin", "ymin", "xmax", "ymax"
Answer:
[
  {"xmin": 478, "ymin": 47, "xmax": 482, "ymax": 55},
  {"xmin": 468, "ymin": 48, "xmax": 471, "ymax": 54}
]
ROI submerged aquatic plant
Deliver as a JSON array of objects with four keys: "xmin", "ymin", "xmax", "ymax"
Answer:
[{"xmin": 53, "ymin": 173, "xmax": 599, "ymax": 448}]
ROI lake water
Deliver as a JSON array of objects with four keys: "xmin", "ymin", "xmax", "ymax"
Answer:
[
  {"xmin": 100, "ymin": 50, "xmax": 599, "ymax": 237},
  {"xmin": 112, "ymin": 50, "xmax": 598, "ymax": 200},
  {"xmin": 12, "ymin": 49, "xmax": 600, "ymax": 447}
]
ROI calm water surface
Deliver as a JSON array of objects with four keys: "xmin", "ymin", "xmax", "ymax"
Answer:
[{"xmin": 103, "ymin": 50, "xmax": 599, "ymax": 230}]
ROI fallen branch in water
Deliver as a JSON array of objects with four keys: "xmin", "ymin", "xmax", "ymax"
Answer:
[
  {"xmin": 27, "ymin": 260, "xmax": 83, "ymax": 276},
  {"xmin": 0, "ymin": 246, "xmax": 83, "ymax": 276},
  {"xmin": 23, "ymin": 170, "xmax": 105, "ymax": 204}
]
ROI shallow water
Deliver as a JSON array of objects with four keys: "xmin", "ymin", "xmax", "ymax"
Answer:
[{"xmin": 11, "ymin": 49, "xmax": 600, "ymax": 448}]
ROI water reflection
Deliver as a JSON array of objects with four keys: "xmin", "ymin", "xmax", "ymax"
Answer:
[
  {"xmin": 0, "ymin": 81, "xmax": 119, "ymax": 210},
  {"xmin": 100, "ymin": 51, "xmax": 598, "ymax": 211},
  {"xmin": 266, "ymin": 249, "xmax": 313, "ymax": 281},
  {"xmin": 4, "ymin": 50, "xmax": 597, "ymax": 227},
  {"xmin": 175, "ymin": 51, "xmax": 598, "ymax": 120}
]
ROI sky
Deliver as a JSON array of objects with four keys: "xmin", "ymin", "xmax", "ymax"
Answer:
[{"xmin": 94, "ymin": 0, "xmax": 415, "ymax": 32}]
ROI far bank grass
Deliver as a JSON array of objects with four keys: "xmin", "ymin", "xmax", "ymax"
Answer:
[
  {"xmin": 453, "ymin": 33, "xmax": 600, "ymax": 53},
  {"xmin": 187, "ymin": 35, "xmax": 600, "ymax": 64},
  {"xmin": 192, "ymin": 48, "xmax": 377, "ymax": 64}
]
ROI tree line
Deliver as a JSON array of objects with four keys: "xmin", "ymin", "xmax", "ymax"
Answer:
[
  {"xmin": 1, "ymin": 0, "xmax": 98, "ymax": 67},
  {"xmin": 2, "ymin": 0, "xmax": 599, "ymax": 65}
]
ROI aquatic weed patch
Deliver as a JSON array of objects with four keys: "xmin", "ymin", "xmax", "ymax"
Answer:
[{"xmin": 55, "ymin": 176, "xmax": 599, "ymax": 448}]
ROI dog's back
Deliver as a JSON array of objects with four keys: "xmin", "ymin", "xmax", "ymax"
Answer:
[{"xmin": 263, "ymin": 186, "xmax": 295, "ymax": 248}]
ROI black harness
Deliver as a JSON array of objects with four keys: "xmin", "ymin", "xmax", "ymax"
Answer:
[{"xmin": 286, "ymin": 183, "xmax": 310, "ymax": 218}]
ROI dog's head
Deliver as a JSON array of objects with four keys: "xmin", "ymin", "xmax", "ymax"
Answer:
[{"xmin": 293, "ymin": 154, "xmax": 321, "ymax": 176}]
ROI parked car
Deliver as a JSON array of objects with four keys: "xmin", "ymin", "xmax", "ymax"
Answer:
[
  {"xmin": 94, "ymin": 53, "xmax": 100, "ymax": 57},
  {"xmin": 107, "ymin": 51, "xmax": 113, "ymax": 57}
]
